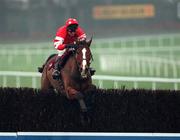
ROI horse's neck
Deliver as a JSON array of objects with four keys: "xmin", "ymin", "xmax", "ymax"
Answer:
[{"xmin": 64, "ymin": 55, "xmax": 80, "ymax": 78}]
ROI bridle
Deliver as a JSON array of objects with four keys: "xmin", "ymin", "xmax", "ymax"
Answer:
[{"xmin": 74, "ymin": 44, "xmax": 93, "ymax": 78}]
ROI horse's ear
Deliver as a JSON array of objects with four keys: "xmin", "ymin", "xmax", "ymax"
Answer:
[{"xmin": 87, "ymin": 36, "xmax": 93, "ymax": 47}]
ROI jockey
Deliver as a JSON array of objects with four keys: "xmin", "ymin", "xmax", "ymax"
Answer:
[{"xmin": 52, "ymin": 18, "xmax": 95, "ymax": 80}]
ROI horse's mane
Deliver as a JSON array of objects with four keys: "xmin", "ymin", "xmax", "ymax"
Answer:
[{"xmin": 76, "ymin": 40, "xmax": 88, "ymax": 46}]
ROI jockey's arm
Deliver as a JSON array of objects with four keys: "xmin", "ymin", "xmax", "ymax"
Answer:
[
  {"xmin": 77, "ymin": 27, "xmax": 86, "ymax": 41},
  {"xmin": 54, "ymin": 26, "xmax": 68, "ymax": 50},
  {"xmin": 53, "ymin": 26, "xmax": 86, "ymax": 50},
  {"xmin": 53, "ymin": 36, "xmax": 66, "ymax": 50},
  {"xmin": 54, "ymin": 35, "xmax": 86, "ymax": 51},
  {"xmin": 78, "ymin": 34, "xmax": 86, "ymax": 41},
  {"xmin": 54, "ymin": 37, "xmax": 77, "ymax": 50}
]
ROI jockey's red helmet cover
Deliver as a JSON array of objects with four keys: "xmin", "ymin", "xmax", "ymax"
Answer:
[{"xmin": 65, "ymin": 18, "xmax": 79, "ymax": 27}]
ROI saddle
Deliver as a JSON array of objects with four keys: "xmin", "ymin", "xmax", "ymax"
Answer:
[
  {"xmin": 38, "ymin": 51, "xmax": 96, "ymax": 75},
  {"xmin": 38, "ymin": 56, "xmax": 64, "ymax": 72},
  {"xmin": 38, "ymin": 54, "xmax": 56, "ymax": 73},
  {"xmin": 38, "ymin": 51, "xmax": 72, "ymax": 73}
]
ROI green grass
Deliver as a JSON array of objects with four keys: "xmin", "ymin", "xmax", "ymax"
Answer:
[{"xmin": 1, "ymin": 34, "xmax": 180, "ymax": 89}]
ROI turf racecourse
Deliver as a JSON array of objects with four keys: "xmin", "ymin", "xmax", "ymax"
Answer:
[{"xmin": 0, "ymin": 87, "xmax": 180, "ymax": 132}]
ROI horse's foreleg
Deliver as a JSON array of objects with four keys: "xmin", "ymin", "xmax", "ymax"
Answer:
[
  {"xmin": 66, "ymin": 87, "xmax": 82, "ymax": 99},
  {"xmin": 66, "ymin": 87, "xmax": 87, "ymax": 111},
  {"xmin": 78, "ymin": 98, "xmax": 88, "ymax": 112},
  {"xmin": 66, "ymin": 86, "xmax": 91, "ymax": 125}
]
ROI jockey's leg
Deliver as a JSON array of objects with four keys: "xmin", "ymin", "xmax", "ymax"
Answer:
[
  {"xmin": 52, "ymin": 50, "xmax": 64, "ymax": 80},
  {"xmin": 52, "ymin": 50, "xmax": 69, "ymax": 80},
  {"xmin": 52, "ymin": 55, "xmax": 62, "ymax": 80}
]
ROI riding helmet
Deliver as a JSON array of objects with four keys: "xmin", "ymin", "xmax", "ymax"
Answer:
[{"xmin": 66, "ymin": 18, "xmax": 79, "ymax": 32}]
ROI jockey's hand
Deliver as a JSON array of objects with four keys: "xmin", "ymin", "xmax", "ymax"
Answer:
[
  {"xmin": 78, "ymin": 37, "xmax": 86, "ymax": 42},
  {"xmin": 65, "ymin": 44, "xmax": 78, "ymax": 49}
]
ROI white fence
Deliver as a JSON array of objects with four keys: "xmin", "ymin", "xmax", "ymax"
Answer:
[
  {"xmin": 1, "ymin": 46, "xmax": 180, "ymax": 78},
  {"xmin": 1, "ymin": 33, "xmax": 180, "ymax": 79},
  {"xmin": 0, "ymin": 71, "xmax": 180, "ymax": 90}
]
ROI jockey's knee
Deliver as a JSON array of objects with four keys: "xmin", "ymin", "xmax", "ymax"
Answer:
[{"xmin": 57, "ymin": 50, "xmax": 65, "ymax": 57}]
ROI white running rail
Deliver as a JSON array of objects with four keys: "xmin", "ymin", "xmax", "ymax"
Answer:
[{"xmin": 0, "ymin": 71, "xmax": 180, "ymax": 90}]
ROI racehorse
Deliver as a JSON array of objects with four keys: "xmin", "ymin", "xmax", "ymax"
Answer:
[{"xmin": 40, "ymin": 38, "xmax": 96, "ymax": 123}]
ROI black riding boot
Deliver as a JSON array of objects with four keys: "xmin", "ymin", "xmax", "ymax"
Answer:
[{"xmin": 52, "ymin": 56, "xmax": 63, "ymax": 80}]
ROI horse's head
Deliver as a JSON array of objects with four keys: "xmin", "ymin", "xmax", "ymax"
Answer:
[{"xmin": 75, "ymin": 38, "xmax": 93, "ymax": 79}]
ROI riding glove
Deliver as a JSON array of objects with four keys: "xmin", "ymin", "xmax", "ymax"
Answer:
[{"xmin": 65, "ymin": 44, "xmax": 78, "ymax": 49}]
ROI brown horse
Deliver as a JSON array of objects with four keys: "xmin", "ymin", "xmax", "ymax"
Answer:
[{"xmin": 40, "ymin": 39, "xmax": 96, "ymax": 121}]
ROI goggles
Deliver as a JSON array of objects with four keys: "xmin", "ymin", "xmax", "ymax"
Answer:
[{"xmin": 67, "ymin": 24, "xmax": 78, "ymax": 32}]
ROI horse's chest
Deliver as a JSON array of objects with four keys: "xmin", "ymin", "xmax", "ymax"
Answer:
[{"xmin": 70, "ymin": 77, "xmax": 89, "ymax": 90}]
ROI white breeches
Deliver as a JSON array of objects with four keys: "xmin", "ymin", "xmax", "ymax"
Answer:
[{"xmin": 57, "ymin": 49, "xmax": 66, "ymax": 57}]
